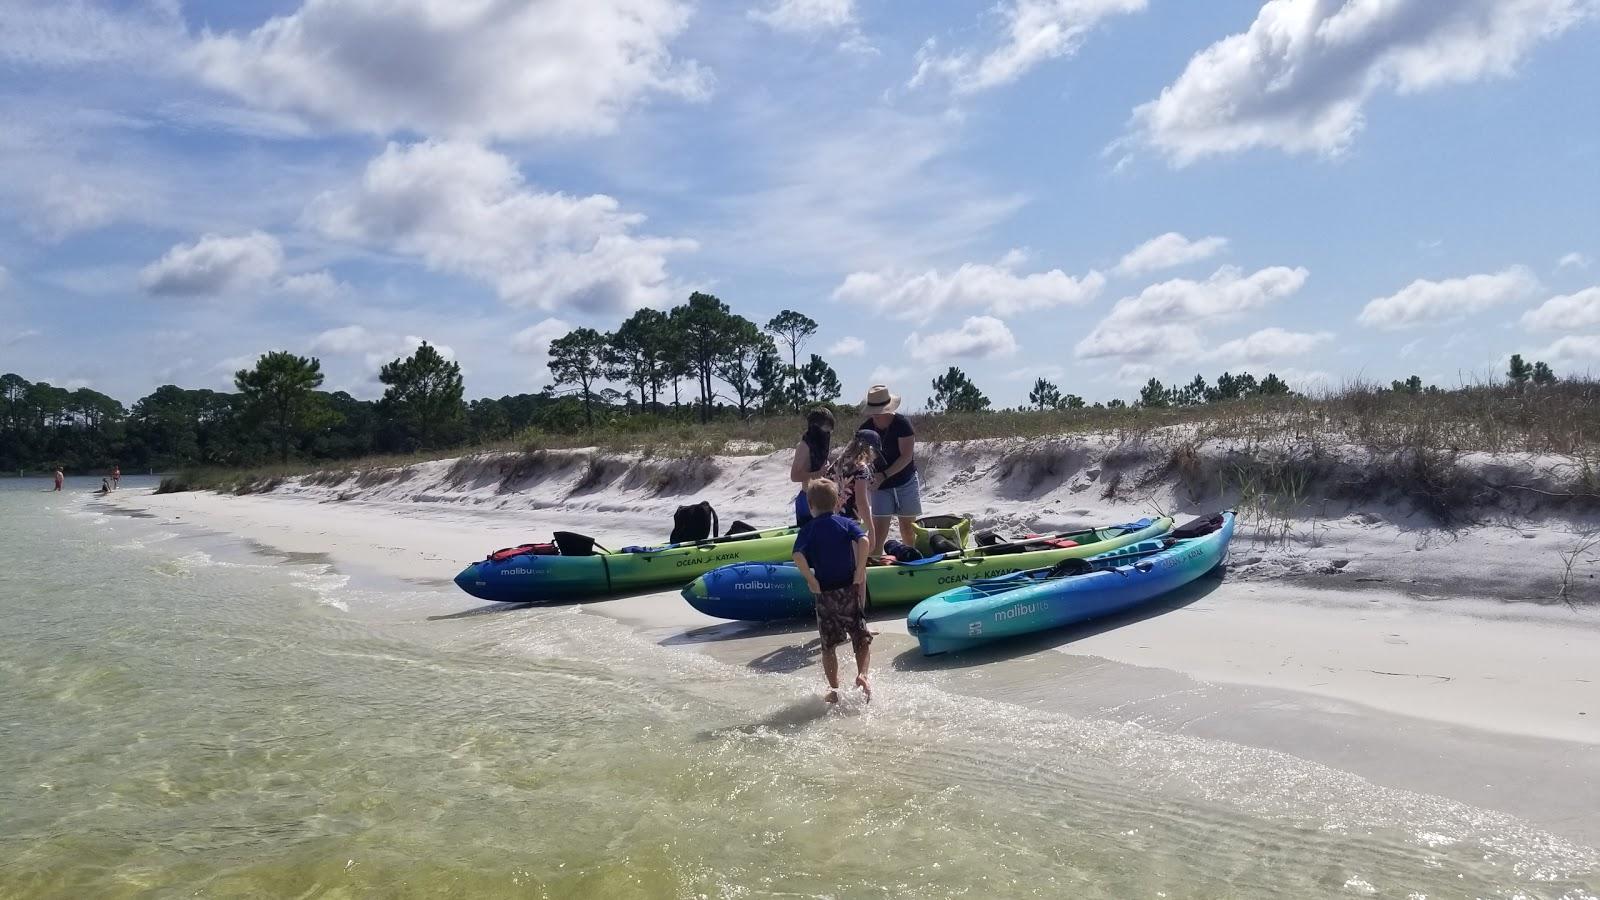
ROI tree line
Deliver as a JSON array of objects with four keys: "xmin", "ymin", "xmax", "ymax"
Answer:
[
  {"xmin": 1, "ymin": 285, "xmax": 1565, "ymax": 474},
  {"xmin": 544, "ymin": 292, "xmax": 842, "ymax": 428},
  {"xmin": 0, "ymin": 293, "xmax": 851, "ymax": 473}
]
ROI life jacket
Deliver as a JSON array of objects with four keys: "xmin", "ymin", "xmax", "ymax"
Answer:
[
  {"xmin": 670, "ymin": 501, "xmax": 718, "ymax": 544},
  {"xmin": 487, "ymin": 542, "xmax": 557, "ymax": 562}
]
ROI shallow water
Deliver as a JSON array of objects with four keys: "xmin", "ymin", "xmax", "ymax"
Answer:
[{"xmin": 1, "ymin": 480, "xmax": 1596, "ymax": 898}]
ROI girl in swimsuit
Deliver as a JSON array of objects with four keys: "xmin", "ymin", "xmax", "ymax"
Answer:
[{"xmin": 827, "ymin": 429, "xmax": 882, "ymax": 523}]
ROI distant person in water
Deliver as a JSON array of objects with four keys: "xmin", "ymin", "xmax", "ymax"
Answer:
[
  {"xmin": 53, "ymin": 467, "xmax": 63, "ymax": 491},
  {"xmin": 858, "ymin": 384, "xmax": 920, "ymax": 555},
  {"xmin": 793, "ymin": 478, "xmax": 872, "ymax": 703},
  {"xmin": 96, "ymin": 478, "xmax": 110, "ymax": 495},
  {"xmin": 789, "ymin": 407, "xmax": 835, "ymax": 526},
  {"xmin": 111, "ymin": 465, "xmax": 120, "ymax": 490}
]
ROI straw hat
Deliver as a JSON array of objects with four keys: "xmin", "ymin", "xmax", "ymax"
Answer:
[{"xmin": 861, "ymin": 384, "xmax": 901, "ymax": 415}]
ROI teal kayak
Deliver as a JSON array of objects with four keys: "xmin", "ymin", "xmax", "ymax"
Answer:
[{"xmin": 907, "ymin": 512, "xmax": 1234, "ymax": 655}]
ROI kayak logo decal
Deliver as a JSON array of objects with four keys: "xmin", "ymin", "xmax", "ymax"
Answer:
[
  {"xmin": 498, "ymin": 567, "xmax": 547, "ymax": 577},
  {"xmin": 733, "ymin": 581, "xmax": 787, "ymax": 591},
  {"xmin": 995, "ymin": 601, "xmax": 1044, "ymax": 621},
  {"xmin": 678, "ymin": 552, "xmax": 742, "ymax": 568},
  {"xmin": 937, "ymin": 567, "xmax": 1020, "ymax": 585},
  {"xmin": 1159, "ymin": 545, "xmax": 1207, "ymax": 570}
]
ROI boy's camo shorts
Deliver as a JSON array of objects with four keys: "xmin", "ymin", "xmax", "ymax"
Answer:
[{"xmin": 815, "ymin": 585, "xmax": 871, "ymax": 651}]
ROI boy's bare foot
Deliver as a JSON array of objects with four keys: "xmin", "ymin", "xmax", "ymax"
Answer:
[
  {"xmin": 823, "ymin": 687, "xmax": 840, "ymax": 704},
  {"xmin": 854, "ymin": 674, "xmax": 872, "ymax": 702}
]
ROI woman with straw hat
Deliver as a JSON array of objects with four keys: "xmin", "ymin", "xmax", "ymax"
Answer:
[{"xmin": 858, "ymin": 384, "xmax": 920, "ymax": 555}]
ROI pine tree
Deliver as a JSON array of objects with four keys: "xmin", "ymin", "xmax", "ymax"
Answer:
[
  {"xmin": 378, "ymin": 341, "xmax": 464, "ymax": 449},
  {"xmin": 235, "ymin": 351, "xmax": 329, "ymax": 463},
  {"xmin": 547, "ymin": 328, "xmax": 609, "ymax": 430},
  {"xmin": 1138, "ymin": 378, "xmax": 1168, "ymax": 409},
  {"xmin": 1507, "ymin": 353, "xmax": 1532, "ymax": 385},
  {"xmin": 930, "ymin": 367, "xmax": 990, "ymax": 413},
  {"xmin": 1028, "ymin": 377, "xmax": 1061, "ymax": 410}
]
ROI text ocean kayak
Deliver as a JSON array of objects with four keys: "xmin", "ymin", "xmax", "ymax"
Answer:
[
  {"xmin": 907, "ymin": 512, "xmax": 1234, "ymax": 656},
  {"xmin": 454, "ymin": 524, "xmax": 801, "ymax": 603},
  {"xmin": 680, "ymin": 517, "xmax": 1174, "ymax": 621}
]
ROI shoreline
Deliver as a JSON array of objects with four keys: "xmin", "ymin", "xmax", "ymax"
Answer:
[{"xmin": 104, "ymin": 487, "xmax": 1600, "ymax": 848}]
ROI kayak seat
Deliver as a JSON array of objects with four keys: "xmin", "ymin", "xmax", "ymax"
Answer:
[{"xmin": 554, "ymin": 531, "xmax": 598, "ymax": 557}]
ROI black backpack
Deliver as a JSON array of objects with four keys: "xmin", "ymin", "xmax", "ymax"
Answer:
[{"xmin": 671, "ymin": 501, "xmax": 718, "ymax": 544}]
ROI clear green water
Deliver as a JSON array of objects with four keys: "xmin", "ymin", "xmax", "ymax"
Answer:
[{"xmin": 1, "ymin": 481, "xmax": 1596, "ymax": 899}]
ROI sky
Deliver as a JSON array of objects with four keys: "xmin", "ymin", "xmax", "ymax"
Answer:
[{"xmin": 1, "ymin": 0, "xmax": 1597, "ymax": 409}]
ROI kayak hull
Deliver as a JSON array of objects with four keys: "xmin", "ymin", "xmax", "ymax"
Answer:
[
  {"xmin": 907, "ymin": 512, "xmax": 1234, "ymax": 655},
  {"xmin": 454, "ymin": 526, "xmax": 799, "ymax": 603},
  {"xmin": 681, "ymin": 517, "xmax": 1174, "ymax": 621}
]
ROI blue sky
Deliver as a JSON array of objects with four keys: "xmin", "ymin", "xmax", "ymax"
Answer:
[{"xmin": 1, "ymin": 0, "xmax": 1597, "ymax": 408}]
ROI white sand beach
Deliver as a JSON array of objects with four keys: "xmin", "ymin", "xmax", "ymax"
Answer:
[{"xmin": 115, "ymin": 442, "xmax": 1600, "ymax": 846}]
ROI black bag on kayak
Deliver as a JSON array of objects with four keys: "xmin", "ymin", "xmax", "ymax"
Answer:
[
  {"xmin": 1170, "ymin": 513, "xmax": 1225, "ymax": 541},
  {"xmin": 884, "ymin": 539, "xmax": 924, "ymax": 562},
  {"xmin": 670, "ymin": 501, "xmax": 718, "ymax": 544}
]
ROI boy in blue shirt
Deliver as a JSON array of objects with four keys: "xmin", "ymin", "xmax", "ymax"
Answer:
[{"xmin": 793, "ymin": 478, "xmax": 872, "ymax": 703}]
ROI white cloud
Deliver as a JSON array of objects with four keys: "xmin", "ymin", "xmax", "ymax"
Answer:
[
  {"xmin": 1114, "ymin": 232, "xmax": 1227, "ymax": 277},
  {"xmin": 511, "ymin": 318, "xmax": 575, "ymax": 363},
  {"xmin": 1358, "ymin": 266, "xmax": 1540, "ymax": 329},
  {"xmin": 307, "ymin": 140, "xmax": 695, "ymax": 316},
  {"xmin": 1558, "ymin": 251, "xmax": 1592, "ymax": 270},
  {"xmin": 310, "ymin": 324, "xmax": 455, "ymax": 371},
  {"xmin": 1530, "ymin": 335, "xmax": 1600, "ymax": 365},
  {"xmin": 1082, "ymin": 325, "xmax": 1205, "ymax": 361},
  {"xmin": 910, "ymin": 0, "xmax": 1147, "ymax": 94},
  {"xmin": 139, "ymin": 231, "xmax": 284, "ymax": 297},
  {"xmin": 1006, "ymin": 364, "xmax": 1067, "ymax": 381},
  {"xmin": 832, "ymin": 251, "xmax": 1104, "ymax": 321},
  {"xmin": 1207, "ymin": 327, "xmax": 1334, "ymax": 363},
  {"xmin": 1075, "ymin": 265, "xmax": 1309, "ymax": 359},
  {"xmin": 904, "ymin": 315, "xmax": 1018, "ymax": 363},
  {"xmin": 1132, "ymin": 0, "xmax": 1591, "ymax": 164},
  {"xmin": 190, "ymin": 0, "xmax": 709, "ymax": 141},
  {"xmin": 828, "ymin": 336, "xmax": 867, "ymax": 357},
  {"xmin": 752, "ymin": 0, "xmax": 855, "ymax": 33},
  {"xmin": 1521, "ymin": 286, "xmax": 1600, "ymax": 332},
  {"xmin": 2, "ymin": 328, "xmax": 41, "ymax": 348},
  {"xmin": 866, "ymin": 364, "xmax": 912, "ymax": 387},
  {"xmin": 1275, "ymin": 367, "xmax": 1337, "ymax": 393},
  {"xmin": 0, "ymin": 0, "xmax": 185, "ymax": 69},
  {"xmin": 279, "ymin": 270, "xmax": 344, "ymax": 299},
  {"xmin": 714, "ymin": 111, "xmax": 1026, "ymax": 271},
  {"xmin": 36, "ymin": 176, "xmax": 125, "ymax": 239},
  {"xmin": 309, "ymin": 325, "xmax": 373, "ymax": 355},
  {"xmin": 1112, "ymin": 363, "xmax": 1158, "ymax": 385}
]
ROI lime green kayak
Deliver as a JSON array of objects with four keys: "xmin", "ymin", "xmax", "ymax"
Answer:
[
  {"xmin": 683, "ymin": 516, "xmax": 1175, "ymax": 620},
  {"xmin": 454, "ymin": 516, "xmax": 972, "ymax": 603},
  {"xmin": 455, "ymin": 524, "xmax": 801, "ymax": 602}
]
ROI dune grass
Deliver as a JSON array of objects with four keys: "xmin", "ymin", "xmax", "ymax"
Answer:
[{"xmin": 159, "ymin": 380, "xmax": 1600, "ymax": 507}]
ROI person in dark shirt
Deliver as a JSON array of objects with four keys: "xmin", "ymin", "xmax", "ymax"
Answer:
[
  {"xmin": 788, "ymin": 408, "xmax": 834, "ymax": 526},
  {"xmin": 858, "ymin": 384, "xmax": 921, "ymax": 555},
  {"xmin": 793, "ymin": 478, "xmax": 872, "ymax": 703}
]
